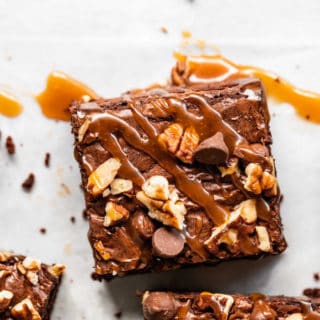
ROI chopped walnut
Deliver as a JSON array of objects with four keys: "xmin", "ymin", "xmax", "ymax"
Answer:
[
  {"xmin": 285, "ymin": 314, "xmax": 303, "ymax": 320},
  {"xmin": 175, "ymin": 126, "xmax": 200, "ymax": 163},
  {"xmin": 94, "ymin": 241, "xmax": 111, "ymax": 261},
  {"xmin": 110, "ymin": 178, "xmax": 133, "ymax": 195},
  {"xmin": 234, "ymin": 199, "xmax": 257, "ymax": 224},
  {"xmin": 87, "ymin": 157, "xmax": 121, "ymax": 195},
  {"xmin": 0, "ymin": 290, "xmax": 13, "ymax": 312},
  {"xmin": 0, "ymin": 270, "xmax": 11, "ymax": 280},
  {"xmin": 256, "ymin": 226, "xmax": 271, "ymax": 252},
  {"xmin": 48, "ymin": 264, "xmax": 66, "ymax": 277},
  {"xmin": 218, "ymin": 228, "xmax": 238, "ymax": 247},
  {"xmin": 11, "ymin": 298, "xmax": 41, "ymax": 320},
  {"xmin": 26, "ymin": 271, "xmax": 39, "ymax": 286},
  {"xmin": 104, "ymin": 202, "xmax": 129, "ymax": 227},
  {"xmin": 158, "ymin": 123, "xmax": 183, "ymax": 154},
  {"xmin": 244, "ymin": 163, "xmax": 277, "ymax": 196},
  {"xmin": 142, "ymin": 175, "xmax": 169, "ymax": 201},
  {"xmin": 22, "ymin": 257, "xmax": 41, "ymax": 271},
  {"xmin": 17, "ymin": 263, "xmax": 26, "ymax": 275},
  {"xmin": 158, "ymin": 124, "xmax": 199, "ymax": 164},
  {"xmin": 137, "ymin": 176, "xmax": 186, "ymax": 230},
  {"xmin": 218, "ymin": 158, "xmax": 239, "ymax": 177},
  {"xmin": 0, "ymin": 251, "xmax": 12, "ymax": 262},
  {"xmin": 78, "ymin": 118, "xmax": 91, "ymax": 142}
]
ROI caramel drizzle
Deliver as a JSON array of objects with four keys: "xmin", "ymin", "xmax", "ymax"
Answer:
[
  {"xmin": 0, "ymin": 89, "xmax": 23, "ymax": 117},
  {"xmin": 90, "ymin": 92, "xmax": 247, "ymax": 226}
]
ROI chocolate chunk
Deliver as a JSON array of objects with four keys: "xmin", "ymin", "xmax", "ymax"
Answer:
[
  {"xmin": 152, "ymin": 227, "xmax": 184, "ymax": 258},
  {"xmin": 143, "ymin": 292, "xmax": 176, "ymax": 320},
  {"xmin": 132, "ymin": 211, "xmax": 155, "ymax": 239},
  {"xmin": 21, "ymin": 173, "xmax": 35, "ymax": 191},
  {"xmin": 314, "ymin": 273, "xmax": 320, "ymax": 281},
  {"xmin": 5, "ymin": 136, "xmax": 15, "ymax": 155},
  {"xmin": 194, "ymin": 132, "xmax": 229, "ymax": 165}
]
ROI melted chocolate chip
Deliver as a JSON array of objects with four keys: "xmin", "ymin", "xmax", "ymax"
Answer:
[
  {"xmin": 194, "ymin": 132, "xmax": 229, "ymax": 165},
  {"xmin": 143, "ymin": 292, "xmax": 176, "ymax": 320},
  {"xmin": 152, "ymin": 227, "xmax": 185, "ymax": 258}
]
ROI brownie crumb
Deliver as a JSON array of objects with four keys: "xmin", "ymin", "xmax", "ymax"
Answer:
[
  {"xmin": 6, "ymin": 136, "xmax": 15, "ymax": 155},
  {"xmin": 114, "ymin": 311, "xmax": 122, "ymax": 318},
  {"xmin": 70, "ymin": 216, "xmax": 76, "ymax": 224},
  {"xmin": 39, "ymin": 227, "xmax": 47, "ymax": 234},
  {"xmin": 22, "ymin": 173, "xmax": 35, "ymax": 191},
  {"xmin": 303, "ymin": 288, "xmax": 320, "ymax": 298},
  {"xmin": 314, "ymin": 273, "xmax": 320, "ymax": 281},
  {"xmin": 160, "ymin": 26, "xmax": 168, "ymax": 34},
  {"xmin": 44, "ymin": 152, "xmax": 51, "ymax": 167}
]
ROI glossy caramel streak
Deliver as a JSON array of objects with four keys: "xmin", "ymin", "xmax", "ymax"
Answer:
[
  {"xmin": 36, "ymin": 71, "xmax": 98, "ymax": 121},
  {"xmin": 0, "ymin": 90, "xmax": 23, "ymax": 117},
  {"xmin": 174, "ymin": 53, "xmax": 320, "ymax": 123}
]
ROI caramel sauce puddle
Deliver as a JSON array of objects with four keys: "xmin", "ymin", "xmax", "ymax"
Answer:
[
  {"xmin": 173, "ymin": 51, "xmax": 320, "ymax": 123},
  {"xmin": 36, "ymin": 71, "xmax": 98, "ymax": 121},
  {"xmin": 0, "ymin": 90, "xmax": 23, "ymax": 117}
]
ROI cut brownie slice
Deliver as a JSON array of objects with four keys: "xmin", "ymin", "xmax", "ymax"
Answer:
[
  {"xmin": 142, "ymin": 291, "xmax": 320, "ymax": 320},
  {"xmin": 70, "ymin": 78, "xmax": 287, "ymax": 280},
  {"xmin": 0, "ymin": 251, "xmax": 64, "ymax": 320}
]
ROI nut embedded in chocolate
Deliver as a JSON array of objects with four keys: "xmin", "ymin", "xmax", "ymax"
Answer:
[
  {"xmin": 152, "ymin": 227, "xmax": 184, "ymax": 258},
  {"xmin": 143, "ymin": 292, "xmax": 176, "ymax": 320},
  {"xmin": 194, "ymin": 132, "xmax": 229, "ymax": 165}
]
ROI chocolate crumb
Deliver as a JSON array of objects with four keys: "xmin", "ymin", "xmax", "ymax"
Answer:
[
  {"xmin": 5, "ymin": 136, "xmax": 15, "ymax": 155},
  {"xmin": 314, "ymin": 273, "xmax": 320, "ymax": 281},
  {"xmin": 44, "ymin": 152, "xmax": 51, "ymax": 167},
  {"xmin": 22, "ymin": 173, "xmax": 35, "ymax": 191},
  {"xmin": 70, "ymin": 216, "xmax": 76, "ymax": 223},
  {"xmin": 114, "ymin": 311, "xmax": 122, "ymax": 318},
  {"xmin": 303, "ymin": 288, "xmax": 320, "ymax": 298},
  {"xmin": 39, "ymin": 227, "xmax": 47, "ymax": 234},
  {"xmin": 160, "ymin": 26, "xmax": 168, "ymax": 34}
]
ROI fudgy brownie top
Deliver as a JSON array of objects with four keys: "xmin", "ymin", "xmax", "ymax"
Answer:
[
  {"xmin": 0, "ymin": 252, "xmax": 65, "ymax": 320},
  {"xmin": 142, "ymin": 291, "xmax": 320, "ymax": 320},
  {"xmin": 70, "ymin": 78, "xmax": 286, "ymax": 279}
]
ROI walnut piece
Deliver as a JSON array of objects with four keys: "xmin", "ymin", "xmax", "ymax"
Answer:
[
  {"xmin": 175, "ymin": 126, "xmax": 199, "ymax": 163},
  {"xmin": 104, "ymin": 202, "xmax": 129, "ymax": 227},
  {"xmin": 48, "ymin": 264, "xmax": 66, "ymax": 277},
  {"xmin": 244, "ymin": 163, "xmax": 277, "ymax": 196},
  {"xmin": 78, "ymin": 118, "xmax": 91, "ymax": 142},
  {"xmin": 137, "ymin": 176, "xmax": 186, "ymax": 230},
  {"xmin": 218, "ymin": 158, "xmax": 239, "ymax": 177},
  {"xmin": 200, "ymin": 292, "xmax": 234, "ymax": 319},
  {"xmin": 234, "ymin": 199, "xmax": 257, "ymax": 224},
  {"xmin": 22, "ymin": 257, "xmax": 41, "ymax": 271},
  {"xmin": 158, "ymin": 124, "xmax": 199, "ymax": 164},
  {"xmin": 218, "ymin": 228, "xmax": 238, "ymax": 247},
  {"xmin": 256, "ymin": 226, "xmax": 271, "ymax": 252},
  {"xmin": 285, "ymin": 314, "xmax": 303, "ymax": 320},
  {"xmin": 94, "ymin": 241, "xmax": 111, "ymax": 261},
  {"xmin": 26, "ymin": 271, "xmax": 39, "ymax": 286},
  {"xmin": 87, "ymin": 157, "xmax": 121, "ymax": 195},
  {"xmin": 11, "ymin": 298, "xmax": 41, "ymax": 320},
  {"xmin": 0, "ymin": 290, "xmax": 13, "ymax": 312},
  {"xmin": 110, "ymin": 178, "xmax": 133, "ymax": 195},
  {"xmin": 0, "ymin": 251, "xmax": 12, "ymax": 262}
]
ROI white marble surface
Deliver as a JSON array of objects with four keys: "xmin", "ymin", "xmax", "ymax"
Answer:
[{"xmin": 1, "ymin": 0, "xmax": 320, "ymax": 319}]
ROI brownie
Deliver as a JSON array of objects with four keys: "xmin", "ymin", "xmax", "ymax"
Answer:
[
  {"xmin": 142, "ymin": 291, "xmax": 320, "ymax": 320},
  {"xmin": 70, "ymin": 78, "xmax": 287, "ymax": 280},
  {"xmin": 0, "ymin": 251, "xmax": 65, "ymax": 319}
]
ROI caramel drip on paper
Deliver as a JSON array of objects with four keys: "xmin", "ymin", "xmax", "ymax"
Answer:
[
  {"xmin": 173, "ymin": 52, "xmax": 320, "ymax": 123},
  {"xmin": 0, "ymin": 90, "xmax": 23, "ymax": 117},
  {"xmin": 36, "ymin": 71, "xmax": 98, "ymax": 121},
  {"xmin": 88, "ymin": 92, "xmax": 249, "ymax": 226}
]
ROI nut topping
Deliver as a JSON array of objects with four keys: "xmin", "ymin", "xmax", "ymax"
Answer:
[
  {"xmin": 11, "ymin": 298, "xmax": 41, "ymax": 320},
  {"xmin": 175, "ymin": 126, "xmax": 199, "ymax": 163},
  {"xmin": 244, "ymin": 163, "xmax": 277, "ymax": 196},
  {"xmin": 94, "ymin": 241, "xmax": 111, "ymax": 261},
  {"xmin": 22, "ymin": 257, "xmax": 41, "ymax": 271},
  {"xmin": 285, "ymin": 314, "xmax": 303, "ymax": 320},
  {"xmin": 78, "ymin": 118, "xmax": 91, "ymax": 142},
  {"xmin": 256, "ymin": 226, "xmax": 271, "ymax": 252},
  {"xmin": 26, "ymin": 271, "xmax": 39, "ymax": 286},
  {"xmin": 137, "ymin": 176, "xmax": 186, "ymax": 230},
  {"xmin": 48, "ymin": 264, "xmax": 66, "ymax": 277},
  {"xmin": 87, "ymin": 157, "xmax": 121, "ymax": 195},
  {"xmin": 104, "ymin": 202, "xmax": 129, "ymax": 227},
  {"xmin": 158, "ymin": 123, "xmax": 183, "ymax": 154},
  {"xmin": 234, "ymin": 199, "xmax": 257, "ymax": 224},
  {"xmin": 218, "ymin": 158, "xmax": 239, "ymax": 177},
  {"xmin": 110, "ymin": 178, "xmax": 133, "ymax": 195},
  {"xmin": 0, "ymin": 251, "xmax": 12, "ymax": 262},
  {"xmin": 0, "ymin": 290, "xmax": 13, "ymax": 312}
]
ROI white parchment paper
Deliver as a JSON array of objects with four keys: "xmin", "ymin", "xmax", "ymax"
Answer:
[{"xmin": 1, "ymin": 0, "xmax": 320, "ymax": 318}]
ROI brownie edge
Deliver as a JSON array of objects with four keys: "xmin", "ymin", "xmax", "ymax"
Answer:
[
  {"xmin": 0, "ymin": 251, "xmax": 65, "ymax": 320},
  {"xmin": 142, "ymin": 291, "xmax": 320, "ymax": 320}
]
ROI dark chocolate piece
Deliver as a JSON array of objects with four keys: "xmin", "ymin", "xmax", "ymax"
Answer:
[
  {"xmin": 142, "ymin": 291, "xmax": 320, "ymax": 320},
  {"xmin": 44, "ymin": 153, "xmax": 51, "ymax": 167},
  {"xmin": 21, "ymin": 173, "xmax": 35, "ymax": 191},
  {"xmin": 0, "ymin": 251, "xmax": 64, "ymax": 319},
  {"xmin": 70, "ymin": 78, "xmax": 286, "ymax": 280},
  {"xmin": 5, "ymin": 136, "xmax": 15, "ymax": 155}
]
